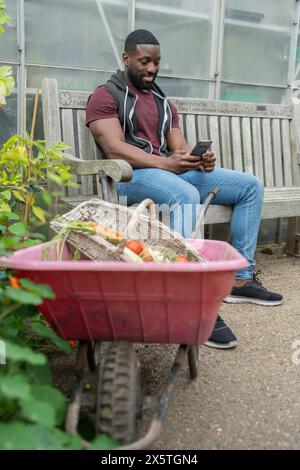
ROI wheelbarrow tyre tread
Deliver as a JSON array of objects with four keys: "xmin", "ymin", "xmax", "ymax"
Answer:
[{"xmin": 96, "ymin": 342, "xmax": 140, "ymax": 444}]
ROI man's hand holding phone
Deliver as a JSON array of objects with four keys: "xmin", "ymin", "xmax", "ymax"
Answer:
[{"xmin": 190, "ymin": 140, "xmax": 216, "ymax": 173}]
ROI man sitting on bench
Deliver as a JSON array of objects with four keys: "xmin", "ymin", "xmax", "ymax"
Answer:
[{"xmin": 86, "ymin": 29, "xmax": 282, "ymax": 349}]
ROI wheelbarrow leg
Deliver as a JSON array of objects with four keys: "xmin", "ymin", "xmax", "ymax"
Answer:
[
  {"xmin": 65, "ymin": 341, "xmax": 88, "ymax": 435},
  {"xmin": 188, "ymin": 345, "xmax": 199, "ymax": 379},
  {"xmin": 119, "ymin": 344, "xmax": 191, "ymax": 450}
]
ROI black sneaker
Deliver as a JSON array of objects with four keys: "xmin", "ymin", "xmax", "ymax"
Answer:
[
  {"xmin": 204, "ymin": 315, "xmax": 237, "ymax": 349},
  {"xmin": 224, "ymin": 271, "xmax": 283, "ymax": 306}
]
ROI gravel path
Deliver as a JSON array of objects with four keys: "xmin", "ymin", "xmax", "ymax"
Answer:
[{"xmin": 137, "ymin": 248, "xmax": 300, "ymax": 449}]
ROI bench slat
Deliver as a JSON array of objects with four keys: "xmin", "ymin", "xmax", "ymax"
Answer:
[
  {"xmin": 272, "ymin": 119, "xmax": 284, "ymax": 187},
  {"xmin": 77, "ymin": 110, "xmax": 95, "ymax": 196},
  {"xmin": 252, "ymin": 118, "xmax": 264, "ymax": 182},
  {"xmin": 185, "ymin": 114, "xmax": 197, "ymax": 148},
  {"xmin": 242, "ymin": 117, "xmax": 253, "ymax": 174},
  {"xmin": 231, "ymin": 117, "xmax": 243, "ymax": 172},
  {"xmin": 209, "ymin": 116, "xmax": 220, "ymax": 165},
  {"xmin": 262, "ymin": 119, "xmax": 274, "ymax": 187},
  {"xmin": 197, "ymin": 115, "xmax": 208, "ymax": 140},
  {"xmin": 61, "ymin": 109, "xmax": 78, "ymax": 197},
  {"xmin": 220, "ymin": 117, "xmax": 232, "ymax": 169},
  {"xmin": 281, "ymin": 120, "xmax": 293, "ymax": 187},
  {"xmin": 178, "ymin": 114, "xmax": 184, "ymax": 138}
]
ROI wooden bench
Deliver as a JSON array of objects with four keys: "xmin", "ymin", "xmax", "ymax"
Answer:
[{"xmin": 41, "ymin": 78, "xmax": 300, "ymax": 256}]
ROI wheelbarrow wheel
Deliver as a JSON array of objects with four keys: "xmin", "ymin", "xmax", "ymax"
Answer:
[
  {"xmin": 96, "ymin": 342, "xmax": 141, "ymax": 444},
  {"xmin": 188, "ymin": 346, "xmax": 199, "ymax": 379}
]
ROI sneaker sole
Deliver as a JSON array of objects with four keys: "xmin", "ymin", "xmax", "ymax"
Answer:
[
  {"xmin": 224, "ymin": 296, "xmax": 283, "ymax": 306},
  {"xmin": 204, "ymin": 339, "xmax": 238, "ymax": 349}
]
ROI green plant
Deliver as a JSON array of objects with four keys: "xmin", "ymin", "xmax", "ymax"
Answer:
[
  {"xmin": 0, "ymin": 1, "xmax": 14, "ymax": 106},
  {"xmin": 0, "ymin": 0, "xmax": 10, "ymax": 33}
]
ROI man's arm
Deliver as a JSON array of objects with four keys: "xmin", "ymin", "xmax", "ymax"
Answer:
[
  {"xmin": 167, "ymin": 127, "xmax": 216, "ymax": 173},
  {"xmin": 89, "ymin": 119, "xmax": 202, "ymax": 174},
  {"xmin": 166, "ymin": 127, "xmax": 190, "ymax": 153}
]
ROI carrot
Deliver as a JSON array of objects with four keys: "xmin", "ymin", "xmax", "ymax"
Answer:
[
  {"xmin": 141, "ymin": 245, "xmax": 154, "ymax": 262},
  {"xmin": 10, "ymin": 276, "xmax": 20, "ymax": 289},
  {"xmin": 86, "ymin": 222, "xmax": 122, "ymax": 241},
  {"xmin": 125, "ymin": 240, "xmax": 144, "ymax": 255},
  {"xmin": 175, "ymin": 256, "xmax": 189, "ymax": 262}
]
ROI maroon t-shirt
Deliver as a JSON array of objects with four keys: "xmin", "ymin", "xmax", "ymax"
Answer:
[{"xmin": 86, "ymin": 83, "xmax": 179, "ymax": 156}]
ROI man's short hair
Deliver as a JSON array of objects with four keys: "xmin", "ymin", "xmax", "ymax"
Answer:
[{"xmin": 124, "ymin": 29, "xmax": 160, "ymax": 53}]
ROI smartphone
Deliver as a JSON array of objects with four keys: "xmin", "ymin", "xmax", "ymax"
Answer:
[{"xmin": 191, "ymin": 140, "xmax": 212, "ymax": 158}]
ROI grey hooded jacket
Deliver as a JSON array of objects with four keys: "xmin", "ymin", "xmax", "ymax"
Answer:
[{"xmin": 102, "ymin": 70, "xmax": 173, "ymax": 157}]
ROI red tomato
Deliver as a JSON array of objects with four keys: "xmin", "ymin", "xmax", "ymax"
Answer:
[{"xmin": 124, "ymin": 240, "xmax": 144, "ymax": 255}]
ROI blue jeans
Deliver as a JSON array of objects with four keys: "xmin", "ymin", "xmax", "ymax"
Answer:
[{"xmin": 116, "ymin": 167, "xmax": 264, "ymax": 279}]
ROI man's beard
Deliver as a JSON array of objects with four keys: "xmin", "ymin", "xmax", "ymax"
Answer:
[{"xmin": 127, "ymin": 68, "xmax": 157, "ymax": 90}]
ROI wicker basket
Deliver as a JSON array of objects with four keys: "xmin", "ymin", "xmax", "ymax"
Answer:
[{"xmin": 50, "ymin": 198, "xmax": 207, "ymax": 263}]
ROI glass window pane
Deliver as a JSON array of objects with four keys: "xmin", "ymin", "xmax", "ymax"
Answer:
[
  {"xmin": 220, "ymin": 83, "xmax": 287, "ymax": 104},
  {"xmin": 26, "ymin": 65, "xmax": 111, "ymax": 92},
  {"xmin": 135, "ymin": 0, "xmax": 214, "ymax": 79},
  {"xmin": 25, "ymin": 0, "xmax": 128, "ymax": 70},
  {"xmin": 0, "ymin": 0, "xmax": 18, "ymax": 61},
  {"xmin": 223, "ymin": 0, "xmax": 295, "ymax": 86},
  {"xmin": 0, "ymin": 65, "xmax": 18, "ymax": 145},
  {"xmin": 157, "ymin": 76, "xmax": 209, "ymax": 98},
  {"xmin": 294, "ymin": 33, "xmax": 300, "ymax": 81}
]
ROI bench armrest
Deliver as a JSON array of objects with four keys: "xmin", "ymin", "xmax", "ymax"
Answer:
[{"xmin": 62, "ymin": 153, "xmax": 133, "ymax": 182}]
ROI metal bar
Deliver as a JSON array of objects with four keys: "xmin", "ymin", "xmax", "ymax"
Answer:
[
  {"xmin": 17, "ymin": 0, "xmax": 25, "ymax": 135},
  {"xmin": 119, "ymin": 345, "xmax": 189, "ymax": 450},
  {"xmin": 135, "ymin": 2, "xmax": 211, "ymax": 20},
  {"xmin": 215, "ymin": 0, "xmax": 225, "ymax": 100},
  {"xmin": 288, "ymin": 0, "xmax": 300, "ymax": 92},
  {"xmin": 128, "ymin": 0, "xmax": 135, "ymax": 32},
  {"xmin": 95, "ymin": 0, "xmax": 123, "ymax": 69},
  {"xmin": 209, "ymin": 0, "xmax": 223, "ymax": 99},
  {"xmin": 65, "ymin": 342, "xmax": 88, "ymax": 435},
  {"xmin": 220, "ymin": 79, "xmax": 288, "ymax": 89}
]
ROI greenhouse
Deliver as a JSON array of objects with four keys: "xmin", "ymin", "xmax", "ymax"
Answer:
[{"xmin": 1, "ymin": 0, "xmax": 300, "ymax": 141}]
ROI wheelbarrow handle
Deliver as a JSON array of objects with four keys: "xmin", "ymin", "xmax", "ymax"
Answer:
[
  {"xmin": 202, "ymin": 186, "xmax": 221, "ymax": 216},
  {"xmin": 193, "ymin": 186, "xmax": 221, "ymax": 239}
]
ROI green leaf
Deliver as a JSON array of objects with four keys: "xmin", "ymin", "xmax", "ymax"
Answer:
[
  {"xmin": 29, "ymin": 425, "xmax": 82, "ymax": 450},
  {"xmin": 11, "ymin": 304, "xmax": 38, "ymax": 318},
  {"xmin": 20, "ymin": 399, "xmax": 56, "ymax": 428},
  {"xmin": 30, "ymin": 321, "xmax": 70, "ymax": 354},
  {"xmin": 25, "ymin": 363, "xmax": 52, "ymax": 386},
  {"xmin": 0, "ymin": 210, "xmax": 20, "ymax": 220},
  {"xmin": 12, "ymin": 190, "xmax": 26, "ymax": 203},
  {"xmin": 5, "ymin": 340, "xmax": 46, "ymax": 365},
  {"xmin": 2, "ymin": 189, "xmax": 11, "ymax": 200},
  {"xmin": 0, "ymin": 373, "xmax": 32, "ymax": 400},
  {"xmin": 32, "ymin": 205, "xmax": 46, "ymax": 222},
  {"xmin": 5, "ymin": 286, "xmax": 42, "ymax": 305},
  {"xmin": 0, "ymin": 422, "xmax": 35, "ymax": 450},
  {"xmin": 8, "ymin": 222, "xmax": 27, "ymax": 236},
  {"xmin": 19, "ymin": 279, "xmax": 55, "ymax": 299},
  {"xmin": 88, "ymin": 434, "xmax": 119, "ymax": 450},
  {"xmin": 0, "ymin": 422, "xmax": 81, "ymax": 450},
  {"xmin": 31, "ymin": 385, "xmax": 66, "ymax": 426},
  {"xmin": 42, "ymin": 191, "xmax": 52, "ymax": 206}
]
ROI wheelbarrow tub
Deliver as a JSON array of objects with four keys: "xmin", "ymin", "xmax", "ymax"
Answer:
[{"xmin": 1, "ymin": 239, "xmax": 247, "ymax": 345}]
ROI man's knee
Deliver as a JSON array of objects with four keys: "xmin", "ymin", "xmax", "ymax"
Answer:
[
  {"xmin": 249, "ymin": 175, "xmax": 264, "ymax": 199},
  {"xmin": 170, "ymin": 184, "xmax": 200, "ymax": 206}
]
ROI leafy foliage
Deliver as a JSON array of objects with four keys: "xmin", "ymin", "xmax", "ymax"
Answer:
[{"xmin": 0, "ymin": 2, "xmax": 14, "ymax": 106}]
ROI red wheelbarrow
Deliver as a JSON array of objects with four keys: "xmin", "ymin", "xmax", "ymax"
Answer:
[{"xmin": 0, "ymin": 237, "xmax": 247, "ymax": 449}]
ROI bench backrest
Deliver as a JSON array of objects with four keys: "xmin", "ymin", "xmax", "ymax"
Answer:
[{"xmin": 42, "ymin": 78, "xmax": 300, "ymax": 199}]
